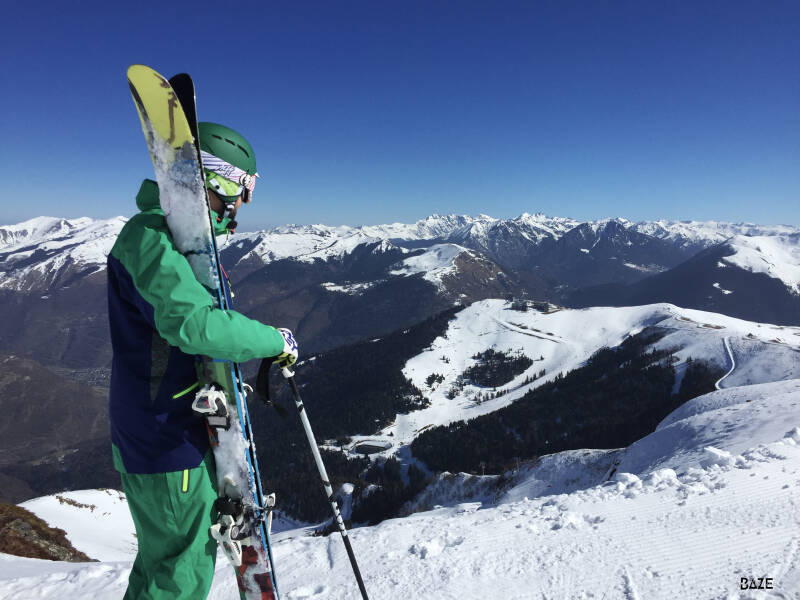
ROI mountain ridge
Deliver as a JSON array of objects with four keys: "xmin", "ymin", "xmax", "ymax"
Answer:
[
  {"xmin": 2, "ymin": 213, "xmax": 796, "ymax": 292},
  {"xmin": 1, "ymin": 214, "xmax": 798, "ymax": 374}
]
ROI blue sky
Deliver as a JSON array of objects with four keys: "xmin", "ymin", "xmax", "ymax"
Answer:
[{"xmin": 3, "ymin": 1, "xmax": 798, "ymax": 230}]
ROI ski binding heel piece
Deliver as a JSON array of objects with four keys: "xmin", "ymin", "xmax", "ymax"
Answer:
[
  {"xmin": 211, "ymin": 496, "xmax": 249, "ymax": 567},
  {"xmin": 210, "ymin": 514, "xmax": 243, "ymax": 567},
  {"xmin": 192, "ymin": 383, "xmax": 230, "ymax": 429}
]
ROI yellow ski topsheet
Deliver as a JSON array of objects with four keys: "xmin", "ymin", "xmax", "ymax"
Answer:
[
  {"xmin": 127, "ymin": 64, "xmax": 194, "ymax": 152},
  {"xmin": 126, "ymin": 64, "xmax": 217, "ymax": 289}
]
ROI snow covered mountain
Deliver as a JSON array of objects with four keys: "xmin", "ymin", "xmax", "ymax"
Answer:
[
  {"xmin": 0, "ymin": 211, "xmax": 797, "ymax": 375},
  {"xmin": 528, "ymin": 219, "xmax": 690, "ymax": 287},
  {"xmin": 1, "ymin": 214, "xmax": 795, "ymax": 293},
  {"xmin": 723, "ymin": 233, "xmax": 800, "ymax": 294},
  {"xmin": 569, "ymin": 233, "xmax": 800, "ymax": 325},
  {"xmin": 0, "ymin": 216, "xmax": 125, "ymax": 291},
  {"xmin": 5, "ymin": 379, "xmax": 800, "ymax": 599},
  {"xmin": 335, "ymin": 300, "xmax": 800, "ymax": 459},
  {"xmin": 630, "ymin": 219, "xmax": 799, "ymax": 252},
  {"xmin": 0, "ymin": 215, "xmax": 521, "ymax": 367}
]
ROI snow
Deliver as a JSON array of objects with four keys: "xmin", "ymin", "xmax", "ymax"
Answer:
[
  {"xmin": 234, "ymin": 215, "xmax": 796, "ymax": 260},
  {"xmin": 617, "ymin": 379, "xmax": 800, "ymax": 477},
  {"xmin": 389, "ymin": 244, "xmax": 469, "ymax": 288},
  {"xmin": 722, "ymin": 234, "xmax": 800, "ymax": 295},
  {"xmin": 713, "ymin": 282, "xmax": 734, "ymax": 294},
  {"xmin": 445, "ymin": 212, "xmax": 580, "ymax": 249},
  {"xmin": 20, "ymin": 489, "xmax": 136, "ymax": 562},
  {"xmin": 136, "ymin": 110, "xmax": 220, "ymax": 291},
  {"xmin": 0, "ymin": 216, "xmax": 125, "ymax": 291},
  {"xmin": 632, "ymin": 219, "xmax": 798, "ymax": 250},
  {"xmin": 359, "ymin": 214, "xmax": 491, "ymax": 240},
  {"xmin": 231, "ymin": 227, "xmax": 396, "ymax": 266},
  {"xmin": 3, "ymin": 215, "xmax": 798, "ymax": 294},
  {"xmin": 715, "ymin": 336, "xmax": 736, "ymax": 389},
  {"xmin": 339, "ymin": 301, "xmax": 800, "ymax": 460},
  {"xmin": 500, "ymin": 449, "xmax": 621, "ymax": 504},
  {"xmin": 321, "ymin": 281, "xmax": 378, "ymax": 295},
  {"xmin": 4, "ymin": 380, "xmax": 800, "ymax": 598},
  {"xmin": 623, "ymin": 262, "xmax": 665, "ymax": 273},
  {"xmin": 586, "ymin": 217, "xmax": 631, "ymax": 236},
  {"xmin": 399, "ymin": 472, "xmax": 502, "ymax": 516}
]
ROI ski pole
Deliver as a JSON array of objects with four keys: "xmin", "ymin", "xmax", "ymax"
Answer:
[{"xmin": 281, "ymin": 367, "xmax": 370, "ymax": 600}]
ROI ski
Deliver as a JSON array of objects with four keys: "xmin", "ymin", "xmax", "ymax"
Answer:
[{"xmin": 127, "ymin": 64, "xmax": 279, "ymax": 600}]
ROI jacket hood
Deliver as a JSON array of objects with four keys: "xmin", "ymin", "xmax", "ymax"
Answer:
[
  {"xmin": 136, "ymin": 179, "xmax": 231, "ymax": 237},
  {"xmin": 136, "ymin": 179, "xmax": 162, "ymax": 213}
]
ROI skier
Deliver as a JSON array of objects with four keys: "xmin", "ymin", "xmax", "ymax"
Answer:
[{"xmin": 107, "ymin": 121, "xmax": 297, "ymax": 599}]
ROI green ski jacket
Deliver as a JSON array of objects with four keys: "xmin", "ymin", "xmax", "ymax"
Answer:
[{"xmin": 107, "ymin": 179, "xmax": 284, "ymax": 474}]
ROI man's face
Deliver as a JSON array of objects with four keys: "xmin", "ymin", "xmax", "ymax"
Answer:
[{"xmin": 207, "ymin": 189, "xmax": 243, "ymax": 215}]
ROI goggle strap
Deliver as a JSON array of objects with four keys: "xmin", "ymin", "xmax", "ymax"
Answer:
[{"xmin": 201, "ymin": 151, "xmax": 258, "ymax": 192}]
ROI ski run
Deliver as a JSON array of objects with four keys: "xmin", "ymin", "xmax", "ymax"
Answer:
[{"xmin": 2, "ymin": 376, "xmax": 799, "ymax": 598}]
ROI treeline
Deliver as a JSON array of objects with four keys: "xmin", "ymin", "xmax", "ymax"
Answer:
[
  {"xmin": 248, "ymin": 306, "xmax": 461, "ymax": 522},
  {"xmin": 350, "ymin": 457, "xmax": 428, "ymax": 525},
  {"xmin": 462, "ymin": 349, "xmax": 534, "ymax": 388},
  {"xmin": 443, "ymin": 349, "xmax": 537, "ymax": 401},
  {"xmin": 411, "ymin": 329, "xmax": 723, "ymax": 474}
]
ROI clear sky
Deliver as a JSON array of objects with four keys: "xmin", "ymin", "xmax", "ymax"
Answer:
[{"xmin": 3, "ymin": 0, "xmax": 799, "ymax": 230}]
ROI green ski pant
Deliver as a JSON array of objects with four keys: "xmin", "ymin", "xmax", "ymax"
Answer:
[{"xmin": 120, "ymin": 451, "xmax": 219, "ymax": 600}]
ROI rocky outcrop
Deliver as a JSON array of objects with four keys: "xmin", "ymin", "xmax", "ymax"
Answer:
[{"xmin": 0, "ymin": 503, "xmax": 93, "ymax": 562}]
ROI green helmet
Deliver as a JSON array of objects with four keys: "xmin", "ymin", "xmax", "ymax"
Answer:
[
  {"xmin": 198, "ymin": 122, "xmax": 257, "ymax": 175},
  {"xmin": 199, "ymin": 122, "xmax": 258, "ymax": 233}
]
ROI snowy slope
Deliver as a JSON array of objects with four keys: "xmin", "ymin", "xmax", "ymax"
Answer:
[
  {"xmin": 389, "ymin": 243, "xmax": 473, "ymax": 289},
  {"xmin": 20, "ymin": 489, "xmax": 136, "ymax": 562},
  {"xmin": 3, "ymin": 381, "xmax": 800, "ymax": 599},
  {"xmin": 617, "ymin": 379, "xmax": 800, "ymax": 476},
  {"xmin": 722, "ymin": 234, "xmax": 800, "ymax": 295},
  {"xmin": 340, "ymin": 300, "xmax": 800, "ymax": 459},
  {"xmin": 500, "ymin": 449, "xmax": 622, "ymax": 505}
]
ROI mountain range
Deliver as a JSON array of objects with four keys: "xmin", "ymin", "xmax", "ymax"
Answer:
[
  {"xmin": 0, "ymin": 213, "xmax": 797, "ymax": 371},
  {"xmin": 0, "ymin": 213, "xmax": 798, "ymax": 505},
  {"xmin": 3, "ymin": 214, "xmax": 798, "ymax": 294}
]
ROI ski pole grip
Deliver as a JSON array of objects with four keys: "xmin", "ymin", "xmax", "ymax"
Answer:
[{"xmin": 281, "ymin": 366, "xmax": 294, "ymax": 379}]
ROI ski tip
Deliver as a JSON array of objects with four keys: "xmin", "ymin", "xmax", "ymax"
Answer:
[
  {"xmin": 168, "ymin": 73, "xmax": 196, "ymax": 99},
  {"xmin": 127, "ymin": 64, "xmax": 150, "ymax": 77},
  {"xmin": 127, "ymin": 64, "xmax": 165, "ymax": 84}
]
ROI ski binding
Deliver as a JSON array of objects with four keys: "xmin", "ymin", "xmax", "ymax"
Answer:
[{"xmin": 192, "ymin": 383, "xmax": 230, "ymax": 429}]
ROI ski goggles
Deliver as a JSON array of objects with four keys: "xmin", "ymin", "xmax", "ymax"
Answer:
[
  {"xmin": 205, "ymin": 171, "xmax": 243, "ymax": 231},
  {"xmin": 201, "ymin": 150, "xmax": 258, "ymax": 202},
  {"xmin": 205, "ymin": 171, "xmax": 245, "ymax": 200}
]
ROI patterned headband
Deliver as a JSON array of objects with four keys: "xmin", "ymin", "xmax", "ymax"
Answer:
[{"xmin": 200, "ymin": 150, "xmax": 258, "ymax": 192}]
